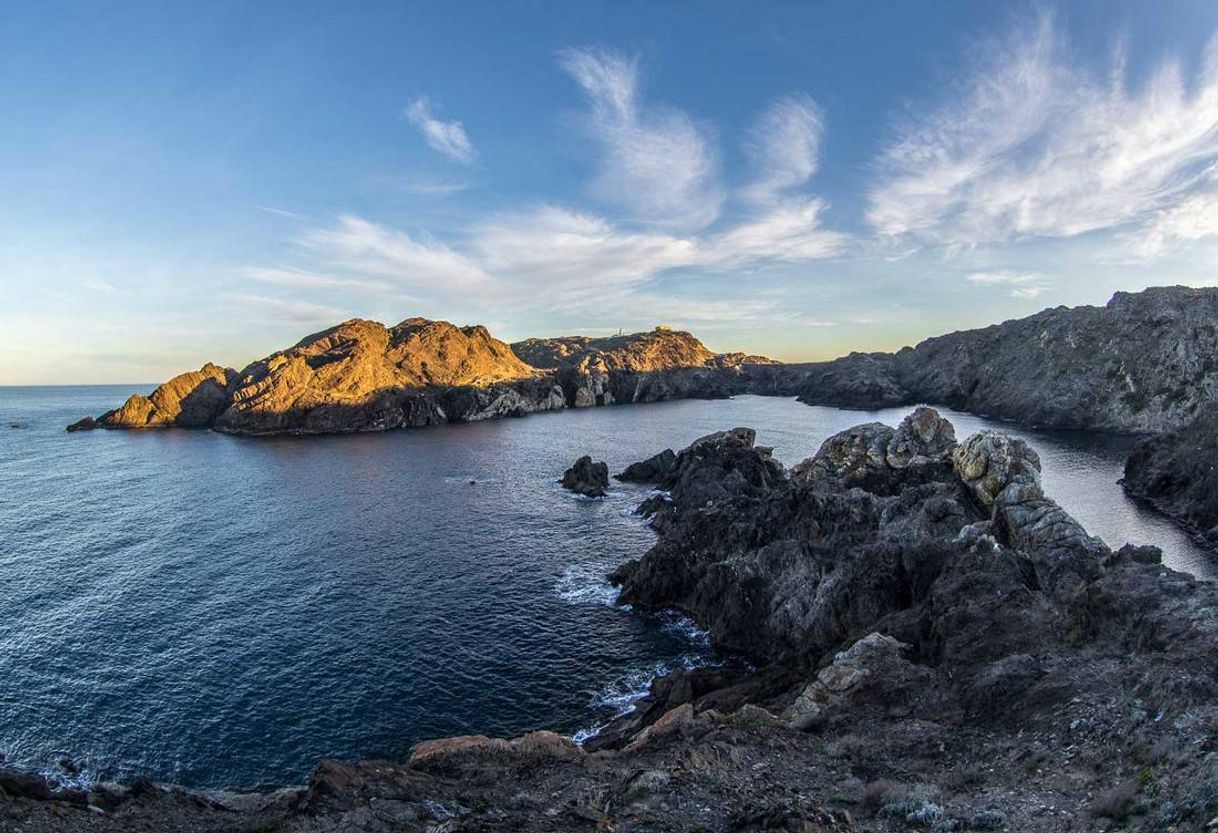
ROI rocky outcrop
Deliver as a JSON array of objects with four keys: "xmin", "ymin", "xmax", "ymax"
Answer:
[
  {"xmin": 98, "ymin": 364, "xmax": 236, "ymax": 429},
  {"xmin": 799, "ymin": 286, "xmax": 1218, "ymax": 433},
  {"xmin": 512, "ymin": 327, "xmax": 798, "ymax": 408},
  {"xmin": 69, "ymin": 322, "xmax": 807, "ymax": 436},
  {"xmin": 213, "ymin": 318, "xmax": 554, "ymax": 435},
  {"xmin": 1123, "ymin": 410, "xmax": 1218, "ymax": 545},
  {"xmin": 560, "ymin": 456, "xmax": 609, "ymax": 497},
  {"xmin": 615, "ymin": 448, "xmax": 677, "ymax": 483}
]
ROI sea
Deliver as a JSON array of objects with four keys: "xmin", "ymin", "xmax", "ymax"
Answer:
[{"xmin": 0, "ymin": 386, "xmax": 1209, "ymax": 788}]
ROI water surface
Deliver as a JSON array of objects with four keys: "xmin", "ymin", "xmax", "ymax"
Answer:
[{"xmin": 0, "ymin": 388, "xmax": 1208, "ymax": 788}]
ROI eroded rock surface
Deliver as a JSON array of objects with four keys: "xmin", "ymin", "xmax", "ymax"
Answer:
[
  {"xmin": 799, "ymin": 286, "xmax": 1218, "ymax": 433},
  {"xmin": 71, "ymin": 322, "xmax": 806, "ymax": 436},
  {"xmin": 1123, "ymin": 409, "xmax": 1218, "ymax": 546},
  {"xmin": 561, "ymin": 456, "xmax": 609, "ymax": 497}
]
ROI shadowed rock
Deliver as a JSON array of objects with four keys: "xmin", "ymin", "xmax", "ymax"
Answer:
[
  {"xmin": 798, "ymin": 286, "xmax": 1218, "ymax": 433},
  {"xmin": 1123, "ymin": 410, "xmax": 1218, "ymax": 546},
  {"xmin": 561, "ymin": 456, "xmax": 609, "ymax": 497}
]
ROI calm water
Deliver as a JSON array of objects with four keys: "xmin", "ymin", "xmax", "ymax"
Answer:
[{"xmin": 0, "ymin": 388, "xmax": 1210, "ymax": 788}]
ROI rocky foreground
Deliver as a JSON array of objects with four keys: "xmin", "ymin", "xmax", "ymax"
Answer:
[
  {"xmin": 12, "ymin": 408, "xmax": 1218, "ymax": 832},
  {"xmin": 66, "ymin": 322, "xmax": 799, "ymax": 436}
]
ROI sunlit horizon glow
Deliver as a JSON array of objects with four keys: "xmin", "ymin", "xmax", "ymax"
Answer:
[{"xmin": 4, "ymin": 2, "xmax": 1218, "ymax": 384}]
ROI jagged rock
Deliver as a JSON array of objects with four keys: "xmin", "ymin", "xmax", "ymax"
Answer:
[
  {"xmin": 1123, "ymin": 410, "xmax": 1218, "ymax": 545},
  {"xmin": 953, "ymin": 431, "xmax": 1043, "ymax": 509},
  {"xmin": 799, "ymin": 286, "xmax": 1218, "ymax": 433},
  {"xmin": 561, "ymin": 456, "xmax": 609, "ymax": 497},
  {"xmin": 887, "ymin": 405, "xmax": 957, "ymax": 468},
  {"xmin": 615, "ymin": 448, "xmax": 677, "ymax": 483},
  {"xmin": 407, "ymin": 731, "xmax": 582, "ymax": 774},
  {"xmin": 790, "ymin": 422, "xmax": 894, "ymax": 491},
  {"xmin": 784, "ymin": 633, "xmax": 910, "ymax": 729},
  {"xmin": 65, "ymin": 416, "xmax": 97, "ymax": 432},
  {"xmin": 790, "ymin": 408, "xmax": 956, "ymax": 494},
  {"xmin": 100, "ymin": 363, "xmax": 235, "ymax": 428},
  {"xmin": 954, "ymin": 431, "xmax": 1107, "ymax": 581}
]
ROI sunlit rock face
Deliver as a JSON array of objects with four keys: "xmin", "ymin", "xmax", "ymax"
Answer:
[
  {"xmin": 214, "ymin": 318, "xmax": 553, "ymax": 435},
  {"xmin": 77, "ymin": 321, "xmax": 800, "ymax": 435},
  {"xmin": 99, "ymin": 363, "xmax": 236, "ymax": 429},
  {"xmin": 799, "ymin": 285, "xmax": 1218, "ymax": 434}
]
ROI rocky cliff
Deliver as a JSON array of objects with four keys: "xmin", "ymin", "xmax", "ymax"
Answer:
[
  {"xmin": 799, "ymin": 286, "xmax": 1218, "ymax": 434},
  {"xmin": 18, "ymin": 410, "xmax": 1218, "ymax": 831},
  {"xmin": 70, "ymin": 322, "xmax": 801, "ymax": 436},
  {"xmin": 1123, "ymin": 410, "xmax": 1218, "ymax": 547},
  {"xmin": 512, "ymin": 327, "xmax": 787, "ymax": 408}
]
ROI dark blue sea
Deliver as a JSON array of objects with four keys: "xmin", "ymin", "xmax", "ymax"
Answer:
[{"xmin": 0, "ymin": 387, "xmax": 1210, "ymax": 789}]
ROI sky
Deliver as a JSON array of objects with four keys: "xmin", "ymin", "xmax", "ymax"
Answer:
[{"xmin": 5, "ymin": 1, "xmax": 1218, "ymax": 384}]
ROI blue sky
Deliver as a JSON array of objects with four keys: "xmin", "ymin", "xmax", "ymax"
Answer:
[{"xmin": 5, "ymin": 1, "xmax": 1218, "ymax": 383}]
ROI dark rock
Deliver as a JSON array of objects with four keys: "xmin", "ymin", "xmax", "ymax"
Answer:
[
  {"xmin": 799, "ymin": 286, "xmax": 1218, "ymax": 433},
  {"xmin": 615, "ymin": 448, "xmax": 677, "ymax": 483},
  {"xmin": 0, "ymin": 768, "xmax": 52, "ymax": 801},
  {"xmin": 1123, "ymin": 409, "xmax": 1218, "ymax": 544},
  {"xmin": 561, "ymin": 456, "xmax": 609, "ymax": 497},
  {"xmin": 65, "ymin": 416, "xmax": 97, "ymax": 432}
]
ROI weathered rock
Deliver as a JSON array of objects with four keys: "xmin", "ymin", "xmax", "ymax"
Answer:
[
  {"xmin": 799, "ymin": 286, "xmax": 1218, "ymax": 433},
  {"xmin": 65, "ymin": 416, "xmax": 97, "ymax": 432},
  {"xmin": 73, "ymin": 321, "xmax": 808, "ymax": 435},
  {"xmin": 615, "ymin": 448, "xmax": 677, "ymax": 483},
  {"xmin": 1123, "ymin": 409, "xmax": 1218, "ymax": 545},
  {"xmin": 407, "ymin": 730, "xmax": 582, "ymax": 775},
  {"xmin": 100, "ymin": 363, "xmax": 235, "ymax": 429},
  {"xmin": 561, "ymin": 456, "xmax": 609, "ymax": 497},
  {"xmin": 886, "ymin": 405, "xmax": 957, "ymax": 468},
  {"xmin": 784, "ymin": 633, "xmax": 910, "ymax": 730}
]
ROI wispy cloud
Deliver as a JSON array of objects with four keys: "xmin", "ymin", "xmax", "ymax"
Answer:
[
  {"xmin": 742, "ymin": 94, "xmax": 824, "ymax": 205},
  {"xmin": 404, "ymin": 96, "xmax": 478, "ymax": 164},
  {"xmin": 232, "ymin": 294, "xmax": 350, "ymax": 322},
  {"xmin": 560, "ymin": 47, "xmax": 723, "ymax": 229},
  {"xmin": 868, "ymin": 14, "xmax": 1218, "ymax": 252},
  {"xmin": 966, "ymin": 270, "xmax": 1049, "ymax": 298},
  {"xmin": 244, "ymin": 51, "xmax": 846, "ymax": 329},
  {"xmin": 299, "ymin": 215, "xmax": 491, "ymax": 291},
  {"xmin": 257, "ymin": 205, "xmax": 307, "ymax": 220},
  {"xmin": 389, "ymin": 179, "xmax": 472, "ymax": 197}
]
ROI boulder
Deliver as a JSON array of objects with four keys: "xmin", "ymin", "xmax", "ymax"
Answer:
[{"xmin": 561, "ymin": 456, "xmax": 609, "ymax": 497}]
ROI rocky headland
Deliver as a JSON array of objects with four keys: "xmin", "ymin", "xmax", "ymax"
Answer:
[
  {"xmin": 794, "ymin": 285, "xmax": 1218, "ymax": 546},
  {"xmin": 68, "ymin": 321, "xmax": 799, "ymax": 436},
  {"xmin": 798, "ymin": 286, "xmax": 1218, "ymax": 434},
  {"xmin": 13, "ymin": 408, "xmax": 1218, "ymax": 831}
]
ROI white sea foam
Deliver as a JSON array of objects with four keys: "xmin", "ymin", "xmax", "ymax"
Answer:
[
  {"xmin": 571, "ymin": 650, "xmax": 720, "ymax": 746},
  {"xmin": 554, "ymin": 564, "xmax": 620, "ymax": 606}
]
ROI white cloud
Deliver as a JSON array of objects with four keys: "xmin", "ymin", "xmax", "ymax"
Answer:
[
  {"xmin": 299, "ymin": 215, "xmax": 491, "ymax": 291},
  {"xmin": 710, "ymin": 197, "xmax": 846, "ymax": 263},
  {"xmin": 404, "ymin": 97, "xmax": 477, "ymax": 164},
  {"xmin": 1136, "ymin": 174, "xmax": 1218, "ymax": 253},
  {"xmin": 560, "ymin": 47, "xmax": 723, "ymax": 229},
  {"xmin": 233, "ymin": 294, "xmax": 350, "ymax": 322},
  {"xmin": 743, "ymin": 94, "xmax": 824, "ymax": 205},
  {"xmin": 868, "ymin": 14, "xmax": 1218, "ymax": 251},
  {"xmin": 966, "ymin": 270, "xmax": 1049, "ymax": 299}
]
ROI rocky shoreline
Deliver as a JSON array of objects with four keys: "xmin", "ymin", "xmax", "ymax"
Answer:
[
  {"xmin": 64, "ymin": 287, "xmax": 1218, "ymax": 549},
  {"xmin": 11, "ymin": 407, "xmax": 1218, "ymax": 831}
]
